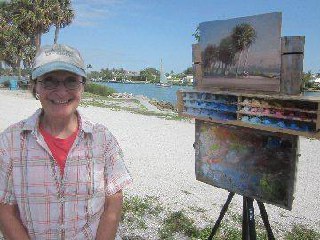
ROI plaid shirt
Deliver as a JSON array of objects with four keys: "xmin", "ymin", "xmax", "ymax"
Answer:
[{"xmin": 0, "ymin": 109, "xmax": 132, "ymax": 239}]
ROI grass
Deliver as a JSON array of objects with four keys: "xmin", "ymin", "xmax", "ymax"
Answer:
[
  {"xmin": 122, "ymin": 195, "xmax": 163, "ymax": 230},
  {"xmin": 120, "ymin": 194, "xmax": 320, "ymax": 240},
  {"xmin": 84, "ymin": 82, "xmax": 116, "ymax": 96},
  {"xmin": 284, "ymin": 224, "xmax": 320, "ymax": 240}
]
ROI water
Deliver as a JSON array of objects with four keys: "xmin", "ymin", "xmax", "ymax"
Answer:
[
  {"xmin": 100, "ymin": 82, "xmax": 193, "ymax": 105},
  {"xmin": 303, "ymin": 91, "xmax": 320, "ymax": 97},
  {"xmin": 98, "ymin": 82, "xmax": 320, "ymax": 105}
]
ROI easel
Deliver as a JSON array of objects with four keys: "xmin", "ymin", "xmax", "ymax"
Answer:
[
  {"xmin": 176, "ymin": 12, "xmax": 318, "ymax": 240},
  {"xmin": 207, "ymin": 192, "xmax": 275, "ymax": 240}
]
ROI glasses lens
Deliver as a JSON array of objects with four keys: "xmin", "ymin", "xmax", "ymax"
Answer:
[
  {"xmin": 42, "ymin": 76, "xmax": 59, "ymax": 89},
  {"xmin": 65, "ymin": 76, "xmax": 81, "ymax": 90}
]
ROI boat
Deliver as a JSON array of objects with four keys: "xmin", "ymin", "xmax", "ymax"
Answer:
[{"xmin": 156, "ymin": 59, "xmax": 171, "ymax": 87}]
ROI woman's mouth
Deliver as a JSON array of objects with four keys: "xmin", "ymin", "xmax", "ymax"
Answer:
[{"xmin": 50, "ymin": 99, "xmax": 72, "ymax": 104}]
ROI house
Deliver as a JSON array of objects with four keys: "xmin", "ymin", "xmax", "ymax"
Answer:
[{"xmin": 182, "ymin": 75, "xmax": 194, "ymax": 84}]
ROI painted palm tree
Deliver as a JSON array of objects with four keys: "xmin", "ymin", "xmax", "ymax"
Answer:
[
  {"xmin": 231, "ymin": 23, "xmax": 256, "ymax": 76},
  {"xmin": 202, "ymin": 44, "xmax": 219, "ymax": 75},
  {"xmin": 51, "ymin": 0, "xmax": 74, "ymax": 44},
  {"xmin": 218, "ymin": 36, "xmax": 236, "ymax": 76}
]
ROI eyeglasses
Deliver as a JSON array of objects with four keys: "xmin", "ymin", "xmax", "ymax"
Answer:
[{"xmin": 38, "ymin": 76, "xmax": 85, "ymax": 90}]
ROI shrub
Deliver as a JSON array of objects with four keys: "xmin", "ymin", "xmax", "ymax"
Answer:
[
  {"xmin": 84, "ymin": 83, "xmax": 116, "ymax": 97},
  {"xmin": 3, "ymin": 80, "xmax": 10, "ymax": 88}
]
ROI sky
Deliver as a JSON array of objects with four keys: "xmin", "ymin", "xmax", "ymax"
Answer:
[{"xmin": 41, "ymin": 0, "xmax": 320, "ymax": 74}]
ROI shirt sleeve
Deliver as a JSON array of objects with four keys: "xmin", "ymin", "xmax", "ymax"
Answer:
[
  {"xmin": 104, "ymin": 131, "xmax": 132, "ymax": 196},
  {"xmin": 0, "ymin": 132, "xmax": 17, "ymax": 204}
]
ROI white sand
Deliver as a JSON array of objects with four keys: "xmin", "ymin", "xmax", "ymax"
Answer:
[{"xmin": 0, "ymin": 89, "xmax": 319, "ymax": 238}]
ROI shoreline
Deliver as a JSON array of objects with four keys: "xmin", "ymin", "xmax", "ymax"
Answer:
[{"xmin": 0, "ymin": 89, "xmax": 319, "ymax": 239}]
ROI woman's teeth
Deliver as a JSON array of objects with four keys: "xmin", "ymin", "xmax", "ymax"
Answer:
[{"xmin": 52, "ymin": 100, "xmax": 69, "ymax": 104}]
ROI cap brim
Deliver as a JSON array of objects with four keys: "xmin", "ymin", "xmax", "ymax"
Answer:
[{"xmin": 32, "ymin": 61, "xmax": 86, "ymax": 79}]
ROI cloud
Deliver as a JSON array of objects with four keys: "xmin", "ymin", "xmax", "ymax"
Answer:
[{"xmin": 72, "ymin": 0, "xmax": 124, "ymax": 27}]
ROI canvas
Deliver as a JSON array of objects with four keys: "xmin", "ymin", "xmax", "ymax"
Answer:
[
  {"xmin": 195, "ymin": 120, "xmax": 298, "ymax": 209},
  {"xmin": 198, "ymin": 12, "xmax": 282, "ymax": 92}
]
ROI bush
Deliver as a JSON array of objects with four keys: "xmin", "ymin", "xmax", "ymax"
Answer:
[
  {"xmin": 3, "ymin": 80, "xmax": 10, "ymax": 88},
  {"xmin": 84, "ymin": 83, "xmax": 116, "ymax": 97}
]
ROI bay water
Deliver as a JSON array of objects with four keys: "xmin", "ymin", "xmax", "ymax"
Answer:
[
  {"xmin": 99, "ymin": 82, "xmax": 320, "ymax": 105},
  {"xmin": 100, "ymin": 82, "xmax": 193, "ymax": 105}
]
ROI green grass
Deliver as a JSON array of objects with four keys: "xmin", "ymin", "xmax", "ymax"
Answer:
[
  {"xmin": 284, "ymin": 224, "xmax": 320, "ymax": 240},
  {"xmin": 84, "ymin": 82, "xmax": 116, "ymax": 96},
  {"xmin": 120, "ymin": 194, "xmax": 320, "ymax": 240},
  {"xmin": 122, "ymin": 195, "xmax": 164, "ymax": 230},
  {"xmin": 159, "ymin": 211, "xmax": 201, "ymax": 239}
]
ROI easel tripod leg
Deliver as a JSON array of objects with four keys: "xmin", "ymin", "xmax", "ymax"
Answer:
[
  {"xmin": 242, "ymin": 197, "xmax": 256, "ymax": 240},
  {"xmin": 207, "ymin": 192, "xmax": 235, "ymax": 240},
  {"xmin": 257, "ymin": 201, "xmax": 275, "ymax": 240}
]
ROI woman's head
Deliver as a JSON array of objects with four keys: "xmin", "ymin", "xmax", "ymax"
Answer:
[{"xmin": 31, "ymin": 44, "xmax": 86, "ymax": 119}]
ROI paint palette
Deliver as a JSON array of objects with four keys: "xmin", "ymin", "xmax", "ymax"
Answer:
[
  {"xmin": 177, "ymin": 90, "xmax": 320, "ymax": 139},
  {"xmin": 195, "ymin": 120, "xmax": 298, "ymax": 209}
]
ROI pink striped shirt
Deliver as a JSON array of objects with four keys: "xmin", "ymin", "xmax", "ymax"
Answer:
[{"xmin": 0, "ymin": 109, "xmax": 132, "ymax": 239}]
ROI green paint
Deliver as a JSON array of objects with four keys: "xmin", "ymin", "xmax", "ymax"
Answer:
[
  {"xmin": 230, "ymin": 143, "xmax": 247, "ymax": 154},
  {"xmin": 260, "ymin": 175, "xmax": 286, "ymax": 201},
  {"xmin": 210, "ymin": 144, "xmax": 220, "ymax": 151}
]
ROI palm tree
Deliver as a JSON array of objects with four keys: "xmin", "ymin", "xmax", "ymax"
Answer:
[
  {"xmin": 231, "ymin": 23, "xmax": 256, "ymax": 76},
  {"xmin": 9, "ymin": 0, "xmax": 53, "ymax": 51},
  {"xmin": 0, "ymin": 1, "xmax": 35, "ymax": 78},
  {"xmin": 51, "ymin": 0, "xmax": 74, "ymax": 44}
]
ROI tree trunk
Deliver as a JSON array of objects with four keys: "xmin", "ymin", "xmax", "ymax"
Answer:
[
  {"xmin": 236, "ymin": 51, "xmax": 243, "ymax": 77},
  {"xmin": 243, "ymin": 48, "xmax": 250, "ymax": 72},
  {"xmin": 54, "ymin": 25, "xmax": 60, "ymax": 44},
  {"xmin": 35, "ymin": 33, "xmax": 42, "ymax": 51}
]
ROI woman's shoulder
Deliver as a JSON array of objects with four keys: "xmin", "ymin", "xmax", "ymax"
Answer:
[{"xmin": 0, "ymin": 109, "xmax": 41, "ymax": 139}]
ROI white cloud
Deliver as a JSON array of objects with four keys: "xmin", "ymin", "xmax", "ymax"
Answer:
[{"xmin": 72, "ymin": 0, "xmax": 124, "ymax": 27}]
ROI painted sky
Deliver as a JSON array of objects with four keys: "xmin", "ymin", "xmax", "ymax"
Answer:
[{"xmin": 41, "ymin": 0, "xmax": 320, "ymax": 73}]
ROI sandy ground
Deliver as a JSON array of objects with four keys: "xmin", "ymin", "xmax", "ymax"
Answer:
[{"xmin": 0, "ymin": 89, "xmax": 320, "ymax": 238}]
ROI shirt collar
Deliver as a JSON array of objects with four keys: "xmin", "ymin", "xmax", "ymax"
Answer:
[{"xmin": 22, "ymin": 108, "xmax": 94, "ymax": 134}]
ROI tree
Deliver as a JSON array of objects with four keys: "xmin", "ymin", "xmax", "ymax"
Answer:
[
  {"xmin": 192, "ymin": 26, "xmax": 200, "ymax": 42},
  {"xmin": 0, "ymin": 2, "xmax": 35, "ymax": 79},
  {"xmin": 140, "ymin": 68, "xmax": 159, "ymax": 83},
  {"xmin": 51, "ymin": 0, "xmax": 74, "ymax": 44},
  {"xmin": 231, "ymin": 23, "xmax": 256, "ymax": 76},
  {"xmin": 183, "ymin": 67, "xmax": 193, "ymax": 76},
  {"xmin": 9, "ymin": 0, "xmax": 53, "ymax": 51},
  {"xmin": 302, "ymin": 71, "xmax": 315, "ymax": 89}
]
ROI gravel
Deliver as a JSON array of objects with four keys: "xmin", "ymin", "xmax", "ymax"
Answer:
[{"xmin": 0, "ymin": 89, "xmax": 319, "ymax": 239}]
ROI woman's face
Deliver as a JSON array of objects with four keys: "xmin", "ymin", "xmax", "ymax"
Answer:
[{"xmin": 36, "ymin": 71, "xmax": 84, "ymax": 120}]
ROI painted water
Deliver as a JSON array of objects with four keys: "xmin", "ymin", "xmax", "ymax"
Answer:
[{"xmin": 100, "ymin": 82, "xmax": 193, "ymax": 105}]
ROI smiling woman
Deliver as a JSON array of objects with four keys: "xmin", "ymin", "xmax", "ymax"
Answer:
[{"xmin": 0, "ymin": 44, "xmax": 132, "ymax": 240}]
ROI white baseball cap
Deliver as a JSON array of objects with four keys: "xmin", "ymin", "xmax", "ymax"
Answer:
[{"xmin": 32, "ymin": 44, "xmax": 86, "ymax": 79}]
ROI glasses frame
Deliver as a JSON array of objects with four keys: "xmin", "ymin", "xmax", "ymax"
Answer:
[{"xmin": 37, "ymin": 76, "xmax": 85, "ymax": 90}]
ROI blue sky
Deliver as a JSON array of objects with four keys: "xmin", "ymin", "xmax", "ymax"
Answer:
[{"xmin": 42, "ymin": 0, "xmax": 320, "ymax": 73}]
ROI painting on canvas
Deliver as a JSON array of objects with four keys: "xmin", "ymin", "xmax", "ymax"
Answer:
[{"xmin": 199, "ymin": 12, "xmax": 282, "ymax": 92}]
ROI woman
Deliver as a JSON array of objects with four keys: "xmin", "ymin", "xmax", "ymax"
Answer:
[{"xmin": 0, "ymin": 44, "xmax": 132, "ymax": 239}]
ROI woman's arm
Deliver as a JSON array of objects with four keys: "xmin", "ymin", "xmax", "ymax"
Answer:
[
  {"xmin": 0, "ymin": 203, "xmax": 30, "ymax": 239},
  {"xmin": 96, "ymin": 190, "xmax": 123, "ymax": 240}
]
